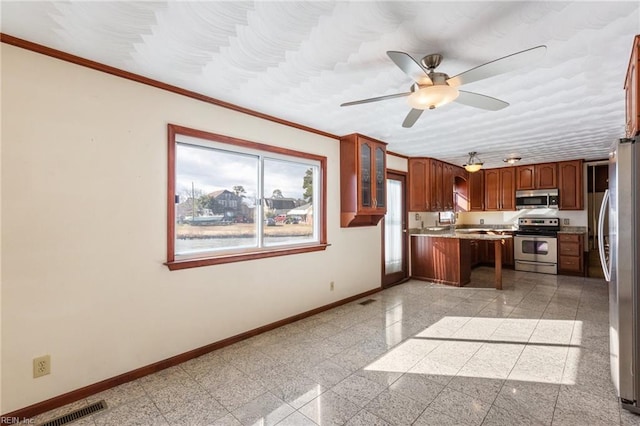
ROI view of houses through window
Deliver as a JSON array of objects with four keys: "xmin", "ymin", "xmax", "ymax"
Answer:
[{"xmin": 173, "ymin": 135, "xmax": 321, "ymax": 259}]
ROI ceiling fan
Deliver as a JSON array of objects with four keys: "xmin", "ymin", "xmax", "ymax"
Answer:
[{"xmin": 340, "ymin": 45, "xmax": 547, "ymax": 128}]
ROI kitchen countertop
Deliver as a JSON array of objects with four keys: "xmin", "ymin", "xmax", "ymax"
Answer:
[
  {"xmin": 410, "ymin": 225, "xmax": 587, "ymax": 236},
  {"xmin": 557, "ymin": 226, "xmax": 587, "ymax": 234},
  {"xmin": 410, "ymin": 230, "xmax": 513, "ymax": 240}
]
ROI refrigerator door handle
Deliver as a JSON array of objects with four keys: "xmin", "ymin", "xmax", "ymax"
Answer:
[{"xmin": 598, "ymin": 188, "xmax": 611, "ymax": 282}]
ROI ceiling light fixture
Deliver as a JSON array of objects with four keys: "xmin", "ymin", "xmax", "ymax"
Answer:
[
  {"xmin": 503, "ymin": 156, "xmax": 522, "ymax": 165},
  {"xmin": 407, "ymin": 83, "xmax": 459, "ymax": 110},
  {"xmin": 463, "ymin": 152, "xmax": 483, "ymax": 173}
]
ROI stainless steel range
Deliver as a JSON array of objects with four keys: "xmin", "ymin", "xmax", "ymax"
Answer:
[{"xmin": 514, "ymin": 216, "xmax": 560, "ymax": 275}]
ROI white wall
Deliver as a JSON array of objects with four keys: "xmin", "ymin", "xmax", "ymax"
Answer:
[
  {"xmin": 457, "ymin": 209, "xmax": 588, "ymax": 228},
  {"xmin": 386, "ymin": 153, "xmax": 407, "ymax": 173},
  {"xmin": 1, "ymin": 45, "xmax": 383, "ymax": 412}
]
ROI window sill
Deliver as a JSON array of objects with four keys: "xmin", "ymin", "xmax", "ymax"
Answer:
[{"xmin": 165, "ymin": 243, "xmax": 330, "ymax": 270}]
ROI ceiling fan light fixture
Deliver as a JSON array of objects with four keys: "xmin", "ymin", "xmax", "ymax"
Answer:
[
  {"xmin": 463, "ymin": 151, "xmax": 484, "ymax": 173},
  {"xmin": 503, "ymin": 156, "xmax": 522, "ymax": 165},
  {"xmin": 407, "ymin": 84, "xmax": 459, "ymax": 110}
]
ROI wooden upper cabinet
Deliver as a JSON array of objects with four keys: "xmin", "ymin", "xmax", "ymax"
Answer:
[
  {"xmin": 536, "ymin": 163, "xmax": 558, "ymax": 189},
  {"xmin": 408, "ymin": 159, "xmax": 458, "ymax": 212},
  {"xmin": 485, "ymin": 168, "xmax": 515, "ymax": 211},
  {"xmin": 558, "ymin": 160, "xmax": 583, "ymax": 210},
  {"xmin": 515, "ymin": 165, "xmax": 535, "ymax": 190},
  {"xmin": 515, "ymin": 163, "xmax": 557, "ymax": 190},
  {"xmin": 452, "ymin": 165, "xmax": 469, "ymax": 212},
  {"xmin": 484, "ymin": 169, "xmax": 500, "ymax": 211},
  {"xmin": 408, "ymin": 158, "xmax": 430, "ymax": 211},
  {"xmin": 340, "ymin": 133, "xmax": 387, "ymax": 227},
  {"xmin": 625, "ymin": 35, "xmax": 640, "ymax": 137},
  {"xmin": 453, "ymin": 166, "xmax": 468, "ymax": 180},
  {"xmin": 500, "ymin": 168, "xmax": 516, "ymax": 210},
  {"xmin": 430, "ymin": 159, "xmax": 444, "ymax": 211},
  {"xmin": 468, "ymin": 170, "xmax": 484, "ymax": 211},
  {"xmin": 442, "ymin": 162, "xmax": 454, "ymax": 211}
]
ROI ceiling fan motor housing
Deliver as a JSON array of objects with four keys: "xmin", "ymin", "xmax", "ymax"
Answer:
[{"xmin": 421, "ymin": 53, "xmax": 443, "ymax": 70}]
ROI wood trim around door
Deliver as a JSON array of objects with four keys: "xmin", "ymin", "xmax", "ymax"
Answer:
[{"xmin": 382, "ymin": 170, "xmax": 409, "ymax": 287}]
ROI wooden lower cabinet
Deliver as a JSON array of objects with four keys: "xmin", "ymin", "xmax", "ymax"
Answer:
[
  {"xmin": 472, "ymin": 232, "xmax": 514, "ymax": 267},
  {"xmin": 411, "ymin": 233, "xmax": 514, "ymax": 286},
  {"xmin": 558, "ymin": 233, "xmax": 585, "ymax": 276},
  {"xmin": 411, "ymin": 236, "xmax": 471, "ymax": 286},
  {"xmin": 470, "ymin": 240, "xmax": 480, "ymax": 267}
]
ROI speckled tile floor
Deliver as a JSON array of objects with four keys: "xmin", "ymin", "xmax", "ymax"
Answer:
[{"xmin": 26, "ymin": 268, "xmax": 640, "ymax": 425}]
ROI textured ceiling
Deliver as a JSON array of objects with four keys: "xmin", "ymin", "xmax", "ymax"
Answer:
[{"xmin": 2, "ymin": 1, "xmax": 639, "ymax": 168}]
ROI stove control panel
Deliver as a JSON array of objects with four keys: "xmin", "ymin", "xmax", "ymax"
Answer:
[{"xmin": 518, "ymin": 217, "xmax": 559, "ymax": 227}]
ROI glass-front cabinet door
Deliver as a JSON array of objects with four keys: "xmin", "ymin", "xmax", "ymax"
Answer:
[
  {"xmin": 375, "ymin": 146, "xmax": 386, "ymax": 209},
  {"xmin": 360, "ymin": 142, "xmax": 372, "ymax": 208},
  {"xmin": 358, "ymin": 139, "xmax": 386, "ymax": 213}
]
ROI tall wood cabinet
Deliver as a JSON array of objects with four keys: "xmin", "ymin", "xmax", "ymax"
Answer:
[
  {"xmin": 408, "ymin": 158, "xmax": 430, "ymax": 211},
  {"xmin": 442, "ymin": 162, "xmax": 455, "ymax": 211},
  {"xmin": 516, "ymin": 163, "xmax": 557, "ymax": 190},
  {"xmin": 485, "ymin": 168, "xmax": 515, "ymax": 211},
  {"xmin": 340, "ymin": 133, "xmax": 387, "ymax": 227},
  {"xmin": 430, "ymin": 159, "xmax": 444, "ymax": 211},
  {"xmin": 468, "ymin": 170, "xmax": 485, "ymax": 211},
  {"xmin": 558, "ymin": 160, "xmax": 583, "ymax": 210},
  {"xmin": 625, "ymin": 35, "xmax": 640, "ymax": 138}
]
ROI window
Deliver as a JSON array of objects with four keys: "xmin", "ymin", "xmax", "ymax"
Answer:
[{"xmin": 166, "ymin": 125, "xmax": 328, "ymax": 270}]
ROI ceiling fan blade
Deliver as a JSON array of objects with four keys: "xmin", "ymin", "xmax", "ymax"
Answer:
[
  {"xmin": 387, "ymin": 51, "xmax": 433, "ymax": 85},
  {"xmin": 446, "ymin": 45, "xmax": 547, "ymax": 87},
  {"xmin": 402, "ymin": 108, "xmax": 424, "ymax": 128},
  {"xmin": 340, "ymin": 92, "xmax": 411, "ymax": 107},
  {"xmin": 455, "ymin": 90, "xmax": 509, "ymax": 111}
]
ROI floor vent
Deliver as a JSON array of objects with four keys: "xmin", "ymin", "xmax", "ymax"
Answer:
[
  {"xmin": 40, "ymin": 400, "xmax": 107, "ymax": 426},
  {"xmin": 358, "ymin": 299, "xmax": 376, "ymax": 306}
]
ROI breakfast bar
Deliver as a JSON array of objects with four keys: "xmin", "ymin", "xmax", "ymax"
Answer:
[{"xmin": 411, "ymin": 231, "xmax": 513, "ymax": 290}]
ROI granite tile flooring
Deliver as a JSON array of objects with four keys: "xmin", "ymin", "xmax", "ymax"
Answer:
[{"xmin": 28, "ymin": 268, "xmax": 640, "ymax": 425}]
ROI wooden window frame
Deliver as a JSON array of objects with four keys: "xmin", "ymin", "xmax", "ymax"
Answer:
[{"xmin": 165, "ymin": 124, "xmax": 328, "ymax": 270}]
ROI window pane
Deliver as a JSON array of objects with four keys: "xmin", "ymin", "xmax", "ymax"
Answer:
[
  {"xmin": 175, "ymin": 142, "xmax": 258, "ymax": 256},
  {"xmin": 385, "ymin": 179, "xmax": 402, "ymax": 274},
  {"xmin": 263, "ymin": 158, "xmax": 316, "ymax": 246}
]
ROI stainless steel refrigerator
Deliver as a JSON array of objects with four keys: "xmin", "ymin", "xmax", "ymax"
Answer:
[{"xmin": 598, "ymin": 136, "xmax": 640, "ymax": 412}]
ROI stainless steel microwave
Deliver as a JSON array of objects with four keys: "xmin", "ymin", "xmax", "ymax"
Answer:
[{"xmin": 515, "ymin": 189, "xmax": 559, "ymax": 209}]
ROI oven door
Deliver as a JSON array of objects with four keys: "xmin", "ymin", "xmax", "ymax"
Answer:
[{"xmin": 514, "ymin": 235, "xmax": 557, "ymax": 263}]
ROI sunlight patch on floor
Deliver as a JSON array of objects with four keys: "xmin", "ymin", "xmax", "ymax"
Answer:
[{"xmin": 366, "ymin": 316, "xmax": 583, "ymax": 385}]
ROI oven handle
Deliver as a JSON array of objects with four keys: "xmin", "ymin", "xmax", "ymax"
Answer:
[
  {"xmin": 514, "ymin": 235, "xmax": 557, "ymax": 240},
  {"xmin": 515, "ymin": 260, "xmax": 557, "ymax": 267}
]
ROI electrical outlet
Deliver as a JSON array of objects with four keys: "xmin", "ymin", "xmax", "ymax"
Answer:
[
  {"xmin": 563, "ymin": 218, "xmax": 570, "ymax": 225},
  {"xmin": 33, "ymin": 355, "xmax": 51, "ymax": 378},
  {"xmin": 480, "ymin": 219, "xmax": 485, "ymax": 225},
  {"xmin": 330, "ymin": 281, "xmax": 335, "ymax": 291}
]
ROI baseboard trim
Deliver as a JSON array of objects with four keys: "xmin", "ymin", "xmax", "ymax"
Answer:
[{"xmin": 1, "ymin": 287, "xmax": 382, "ymax": 423}]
